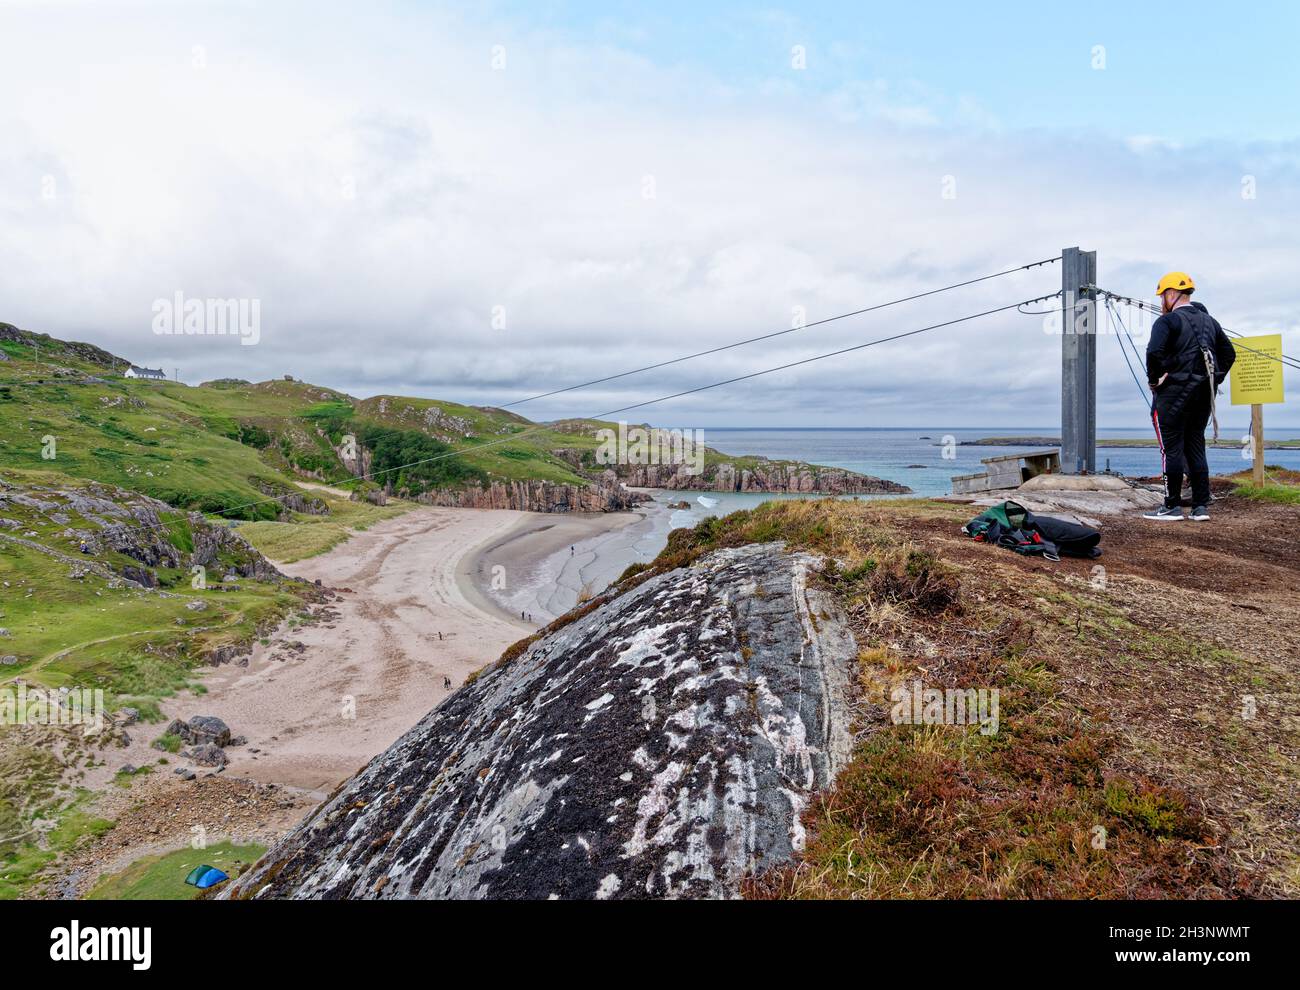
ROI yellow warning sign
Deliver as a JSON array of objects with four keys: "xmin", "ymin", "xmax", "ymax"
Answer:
[{"xmin": 1229, "ymin": 334, "xmax": 1285, "ymax": 405}]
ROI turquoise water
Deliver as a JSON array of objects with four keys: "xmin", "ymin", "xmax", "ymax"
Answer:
[
  {"xmin": 650, "ymin": 487, "xmax": 891, "ymax": 530},
  {"xmin": 693, "ymin": 427, "xmax": 1300, "ymax": 499}
]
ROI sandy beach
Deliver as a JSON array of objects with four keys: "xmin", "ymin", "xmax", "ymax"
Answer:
[
  {"xmin": 115, "ymin": 506, "xmax": 529, "ymax": 795},
  {"xmin": 114, "ymin": 501, "xmax": 672, "ymax": 797},
  {"xmin": 461, "ymin": 498, "xmax": 672, "ymax": 624}
]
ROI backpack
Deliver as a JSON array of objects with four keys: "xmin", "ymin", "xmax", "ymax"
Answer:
[{"xmin": 962, "ymin": 500, "xmax": 1101, "ymax": 561}]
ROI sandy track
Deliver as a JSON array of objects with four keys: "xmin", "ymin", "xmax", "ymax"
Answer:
[{"xmin": 179, "ymin": 507, "xmax": 532, "ymax": 794}]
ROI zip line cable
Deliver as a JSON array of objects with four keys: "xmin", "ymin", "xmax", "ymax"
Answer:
[
  {"xmin": 11, "ymin": 255, "xmax": 1069, "ymax": 504},
  {"xmin": 556, "ymin": 294, "xmax": 1060, "ymax": 422},
  {"xmin": 1107, "ymin": 297, "xmax": 1155, "ymax": 384},
  {"xmin": 1099, "ymin": 289, "xmax": 1300, "ymax": 371},
  {"xmin": 1105, "ymin": 298, "xmax": 1152, "ymax": 407},
  {"xmin": 499, "ymin": 256, "xmax": 1063, "ymax": 409},
  {"xmin": 1223, "ymin": 329, "xmax": 1300, "ymax": 372},
  {"xmin": 6, "ymin": 255, "xmax": 1067, "ymax": 468},
  {"xmin": 79, "ymin": 291, "xmax": 1061, "ymax": 535},
  {"xmin": 341, "ymin": 254, "xmax": 1065, "ymax": 453},
  {"xmin": 1105, "ymin": 299, "xmax": 1169, "ymax": 466}
]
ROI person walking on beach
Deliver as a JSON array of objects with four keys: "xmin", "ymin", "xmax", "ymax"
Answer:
[{"xmin": 1141, "ymin": 271, "xmax": 1235, "ymax": 522}]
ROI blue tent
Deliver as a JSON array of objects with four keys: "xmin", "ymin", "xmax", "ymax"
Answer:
[{"xmin": 184, "ymin": 865, "xmax": 229, "ymax": 889}]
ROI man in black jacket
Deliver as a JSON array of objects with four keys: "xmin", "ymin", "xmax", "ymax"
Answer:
[{"xmin": 1142, "ymin": 271, "xmax": 1235, "ymax": 522}]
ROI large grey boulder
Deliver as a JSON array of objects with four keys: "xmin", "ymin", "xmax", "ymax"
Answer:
[
  {"xmin": 164, "ymin": 714, "xmax": 232, "ymax": 747},
  {"xmin": 225, "ymin": 543, "xmax": 857, "ymax": 900},
  {"xmin": 186, "ymin": 715, "xmax": 232, "ymax": 747},
  {"xmin": 185, "ymin": 743, "xmax": 228, "ymax": 767}
]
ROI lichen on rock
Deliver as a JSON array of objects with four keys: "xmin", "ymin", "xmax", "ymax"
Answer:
[{"xmin": 225, "ymin": 542, "xmax": 857, "ymax": 900}]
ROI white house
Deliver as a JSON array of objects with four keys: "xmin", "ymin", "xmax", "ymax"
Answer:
[{"xmin": 124, "ymin": 365, "xmax": 166, "ymax": 380}]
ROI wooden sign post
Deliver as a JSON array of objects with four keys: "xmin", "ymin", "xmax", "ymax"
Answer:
[
  {"xmin": 1229, "ymin": 334, "xmax": 1285, "ymax": 487},
  {"xmin": 1251, "ymin": 404, "xmax": 1265, "ymax": 487}
]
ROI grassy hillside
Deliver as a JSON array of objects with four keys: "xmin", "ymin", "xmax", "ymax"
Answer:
[
  {"xmin": 0, "ymin": 336, "xmax": 342, "ymax": 519},
  {"xmin": 2, "ymin": 322, "xmax": 902, "ymax": 521},
  {"xmin": 543, "ymin": 492, "xmax": 1299, "ymax": 897},
  {"xmin": 236, "ymin": 489, "xmax": 413, "ymax": 562},
  {"xmin": 0, "ymin": 466, "xmax": 319, "ymax": 898},
  {"xmin": 0, "ymin": 472, "xmax": 305, "ymax": 711},
  {"xmin": 1, "ymin": 326, "xmax": 610, "ymax": 506}
]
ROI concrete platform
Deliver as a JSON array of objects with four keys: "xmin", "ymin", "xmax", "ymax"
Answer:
[
  {"xmin": 1018, "ymin": 473, "xmax": 1133, "ymax": 492},
  {"xmin": 940, "ymin": 475, "xmax": 1164, "ymax": 527}
]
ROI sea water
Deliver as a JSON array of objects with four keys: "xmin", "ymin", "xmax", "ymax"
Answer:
[
  {"xmin": 695, "ymin": 427, "xmax": 1300, "ymax": 500},
  {"xmin": 569, "ymin": 425, "xmax": 1299, "ymax": 608}
]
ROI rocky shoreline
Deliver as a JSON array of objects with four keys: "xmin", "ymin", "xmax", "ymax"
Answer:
[
  {"xmin": 413, "ymin": 477, "xmax": 644, "ymax": 513},
  {"xmin": 616, "ymin": 462, "xmax": 910, "ymax": 495},
  {"xmin": 405, "ymin": 461, "xmax": 910, "ymax": 514}
]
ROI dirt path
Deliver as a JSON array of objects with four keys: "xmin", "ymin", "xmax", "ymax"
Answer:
[{"xmin": 33, "ymin": 613, "xmax": 242, "ymax": 676}]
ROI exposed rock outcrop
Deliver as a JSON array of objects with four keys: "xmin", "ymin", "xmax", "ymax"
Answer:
[
  {"xmin": 416, "ymin": 478, "xmax": 645, "ymax": 513},
  {"xmin": 0, "ymin": 480, "xmax": 281, "ymax": 585},
  {"xmin": 621, "ymin": 461, "xmax": 910, "ymax": 495},
  {"xmin": 333, "ymin": 437, "xmax": 372, "ymax": 479},
  {"xmin": 254, "ymin": 481, "xmax": 329, "ymax": 518},
  {"xmin": 0, "ymin": 322, "xmax": 130, "ymax": 370},
  {"xmin": 166, "ymin": 715, "xmax": 232, "ymax": 747},
  {"xmin": 225, "ymin": 543, "xmax": 857, "ymax": 900}
]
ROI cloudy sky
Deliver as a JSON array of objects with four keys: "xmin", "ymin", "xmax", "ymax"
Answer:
[{"xmin": 3, "ymin": 0, "xmax": 1298, "ymax": 429}]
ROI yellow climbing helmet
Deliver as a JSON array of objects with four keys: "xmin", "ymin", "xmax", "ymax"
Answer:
[{"xmin": 1155, "ymin": 271, "xmax": 1195, "ymax": 295}]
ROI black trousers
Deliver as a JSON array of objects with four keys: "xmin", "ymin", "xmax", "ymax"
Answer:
[{"xmin": 1153, "ymin": 381, "xmax": 1212, "ymax": 508}]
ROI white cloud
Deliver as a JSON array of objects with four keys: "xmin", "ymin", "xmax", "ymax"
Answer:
[{"xmin": 1, "ymin": 1, "xmax": 1297, "ymax": 429}]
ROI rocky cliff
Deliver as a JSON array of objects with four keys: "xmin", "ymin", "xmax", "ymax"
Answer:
[
  {"xmin": 0, "ymin": 480, "xmax": 281, "ymax": 587},
  {"xmin": 0, "ymin": 322, "xmax": 130, "ymax": 370},
  {"xmin": 415, "ymin": 476, "xmax": 645, "ymax": 513},
  {"xmin": 621, "ymin": 461, "xmax": 910, "ymax": 495},
  {"xmin": 224, "ymin": 542, "xmax": 858, "ymax": 900}
]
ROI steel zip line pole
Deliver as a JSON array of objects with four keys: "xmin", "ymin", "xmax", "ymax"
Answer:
[{"xmin": 1061, "ymin": 246, "xmax": 1098, "ymax": 473}]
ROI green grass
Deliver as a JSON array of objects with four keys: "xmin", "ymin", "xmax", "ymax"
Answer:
[
  {"xmin": 237, "ymin": 494, "xmax": 413, "ymax": 562},
  {"xmin": 152, "ymin": 733, "xmax": 183, "ymax": 754},
  {"xmin": 85, "ymin": 840, "xmax": 266, "ymax": 900},
  {"xmin": 0, "ymin": 533, "xmax": 296, "ymax": 705},
  {"xmin": 3, "ymin": 323, "xmax": 891, "ymax": 514},
  {"xmin": 1229, "ymin": 466, "xmax": 1300, "ymax": 505},
  {"xmin": 0, "ymin": 787, "xmax": 115, "ymax": 900},
  {"xmin": 0, "ymin": 377, "xmax": 299, "ymax": 521},
  {"xmin": 1235, "ymin": 482, "xmax": 1300, "ymax": 505}
]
